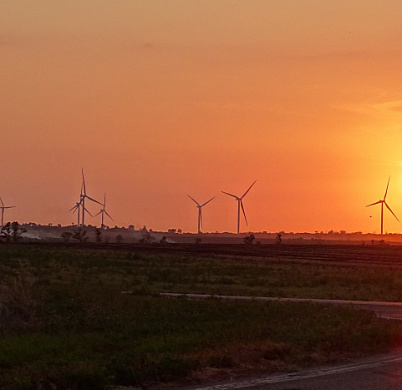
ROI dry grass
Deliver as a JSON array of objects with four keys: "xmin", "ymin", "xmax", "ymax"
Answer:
[{"xmin": 0, "ymin": 271, "xmax": 41, "ymax": 333}]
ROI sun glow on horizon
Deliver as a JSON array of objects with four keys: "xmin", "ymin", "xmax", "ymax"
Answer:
[{"xmin": 2, "ymin": 2, "xmax": 402, "ymax": 234}]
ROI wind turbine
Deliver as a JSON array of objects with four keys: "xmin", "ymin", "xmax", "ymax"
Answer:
[
  {"xmin": 366, "ymin": 177, "xmax": 399, "ymax": 235},
  {"xmin": 222, "ymin": 181, "xmax": 256, "ymax": 234},
  {"xmin": 80, "ymin": 169, "xmax": 102, "ymax": 226},
  {"xmin": 95, "ymin": 193, "xmax": 114, "ymax": 229},
  {"xmin": 70, "ymin": 169, "xmax": 101, "ymax": 227},
  {"xmin": 69, "ymin": 183, "xmax": 93, "ymax": 227},
  {"xmin": 0, "ymin": 197, "xmax": 16, "ymax": 227},
  {"xmin": 188, "ymin": 195, "xmax": 215, "ymax": 234},
  {"xmin": 69, "ymin": 200, "xmax": 83, "ymax": 226}
]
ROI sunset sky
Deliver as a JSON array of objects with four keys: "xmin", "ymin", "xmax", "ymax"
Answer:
[{"xmin": 2, "ymin": 1, "xmax": 402, "ymax": 234}]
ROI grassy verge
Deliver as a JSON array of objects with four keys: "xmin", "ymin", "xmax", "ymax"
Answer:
[
  {"xmin": 1, "ymin": 290, "xmax": 401, "ymax": 389},
  {"xmin": 1, "ymin": 244, "xmax": 402, "ymax": 389}
]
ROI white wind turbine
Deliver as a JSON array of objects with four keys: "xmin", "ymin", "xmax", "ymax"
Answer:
[
  {"xmin": 366, "ymin": 176, "xmax": 399, "ymax": 235},
  {"xmin": 222, "ymin": 181, "xmax": 256, "ymax": 234},
  {"xmin": 95, "ymin": 193, "xmax": 114, "ymax": 229},
  {"xmin": 188, "ymin": 195, "xmax": 215, "ymax": 234},
  {"xmin": 0, "ymin": 197, "xmax": 16, "ymax": 227}
]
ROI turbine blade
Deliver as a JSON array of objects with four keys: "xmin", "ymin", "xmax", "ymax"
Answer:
[
  {"xmin": 83, "ymin": 206, "xmax": 93, "ymax": 217},
  {"xmin": 384, "ymin": 202, "xmax": 399, "ymax": 222},
  {"xmin": 222, "ymin": 191, "xmax": 238, "ymax": 199},
  {"xmin": 0, "ymin": 198, "xmax": 3, "ymax": 207},
  {"xmin": 366, "ymin": 201, "xmax": 382, "ymax": 207},
  {"xmin": 188, "ymin": 195, "xmax": 200, "ymax": 206},
  {"xmin": 105, "ymin": 211, "xmax": 114, "ymax": 221},
  {"xmin": 81, "ymin": 168, "xmax": 86, "ymax": 195},
  {"xmin": 241, "ymin": 201, "xmax": 248, "ymax": 226},
  {"xmin": 384, "ymin": 176, "xmax": 390, "ymax": 200},
  {"xmin": 69, "ymin": 204, "xmax": 79, "ymax": 212},
  {"xmin": 201, "ymin": 196, "xmax": 215, "ymax": 207},
  {"xmin": 241, "ymin": 180, "xmax": 257, "ymax": 199},
  {"xmin": 94, "ymin": 211, "xmax": 102, "ymax": 217},
  {"xmin": 103, "ymin": 193, "xmax": 106, "ymax": 207},
  {"xmin": 4, "ymin": 206, "xmax": 16, "ymax": 209},
  {"xmin": 86, "ymin": 195, "xmax": 102, "ymax": 205}
]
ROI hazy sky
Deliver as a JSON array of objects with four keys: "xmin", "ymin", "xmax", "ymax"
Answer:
[{"xmin": 2, "ymin": 1, "xmax": 402, "ymax": 233}]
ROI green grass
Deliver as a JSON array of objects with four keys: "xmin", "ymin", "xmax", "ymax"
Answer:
[
  {"xmin": 2, "ymin": 244, "xmax": 402, "ymax": 301},
  {"xmin": 1, "ymin": 244, "xmax": 402, "ymax": 389}
]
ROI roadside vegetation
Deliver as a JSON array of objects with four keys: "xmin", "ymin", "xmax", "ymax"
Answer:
[{"xmin": 1, "ymin": 244, "xmax": 402, "ymax": 389}]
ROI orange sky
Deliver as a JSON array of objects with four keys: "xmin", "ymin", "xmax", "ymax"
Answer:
[{"xmin": 2, "ymin": 1, "xmax": 402, "ymax": 233}]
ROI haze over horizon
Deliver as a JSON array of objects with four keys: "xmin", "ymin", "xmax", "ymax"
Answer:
[{"xmin": 2, "ymin": 1, "xmax": 402, "ymax": 234}]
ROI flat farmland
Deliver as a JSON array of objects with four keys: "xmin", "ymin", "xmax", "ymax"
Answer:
[
  {"xmin": 7, "ymin": 242, "xmax": 400, "ymax": 301},
  {"xmin": 1, "ymin": 243, "xmax": 402, "ymax": 389}
]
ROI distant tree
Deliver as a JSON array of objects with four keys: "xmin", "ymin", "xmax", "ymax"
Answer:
[
  {"xmin": 168, "ymin": 229, "xmax": 176, "ymax": 234},
  {"xmin": 195, "ymin": 238, "xmax": 202, "ymax": 245},
  {"xmin": 61, "ymin": 231, "xmax": 73, "ymax": 243},
  {"xmin": 128, "ymin": 225, "xmax": 135, "ymax": 231},
  {"xmin": 1, "ymin": 222, "xmax": 26, "ymax": 242},
  {"xmin": 0, "ymin": 222, "xmax": 12, "ymax": 242},
  {"xmin": 72, "ymin": 227, "xmax": 88, "ymax": 244},
  {"xmin": 275, "ymin": 233, "xmax": 282, "ymax": 245},
  {"xmin": 116, "ymin": 234, "xmax": 123, "ymax": 244},
  {"xmin": 177, "ymin": 229, "xmax": 182, "ymax": 234},
  {"xmin": 159, "ymin": 236, "xmax": 167, "ymax": 245},
  {"xmin": 139, "ymin": 231, "xmax": 155, "ymax": 244},
  {"xmin": 244, "ymin": 234, "xmax": 255, "ymax": 245},
  {"xmin": 12, "ymin": 222, "xmax": 26, "ymax": 241},
  {"xmin": 95, "ymin": 228, "xmax": 102, "ymax": 243}
]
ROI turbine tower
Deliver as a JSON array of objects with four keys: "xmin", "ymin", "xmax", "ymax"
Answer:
[
  {"xmin": 0, "ymin": 197, "xmax": 16, "ymax": 227},
  {"xmin": 188, "ymin": 195, "xmax": 215, "ymax": 234},
  {"xmin": 95, "ymin": 193, "xmax": 114, "ymax": 229},
  {"xmin": 366, "ymin": 177, "xmax": 399, "ymax": 235},
  {"xmin": 222, "ymin": 181, "xmax": 256, "ymax": 234}
]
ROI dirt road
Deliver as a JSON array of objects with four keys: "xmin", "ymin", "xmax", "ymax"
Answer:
[{"xmin": 183, "ymin": 348, "xmax": 402, "ymax": 389}]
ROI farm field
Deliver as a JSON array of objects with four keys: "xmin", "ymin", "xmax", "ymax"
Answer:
[{"xmin": 1, "ymin": 243, "xmax": 402, "ymax": 389}]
